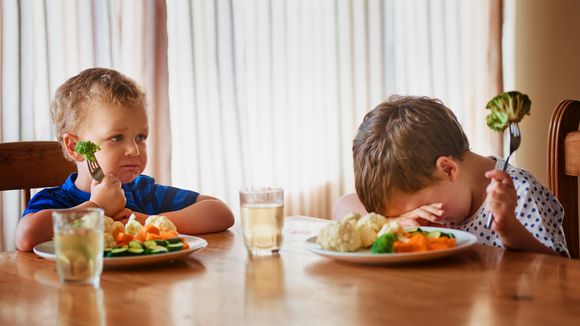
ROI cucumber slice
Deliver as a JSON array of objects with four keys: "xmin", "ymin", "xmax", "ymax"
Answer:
[
  {"xmin": 128, "ymin": 240, "xmax": 144, "ymax": 249},
  {"xmin": 108, "ymin": 246, "xmax": 129, "ymax": 257},
  {"xmin": 155, "ymin": 240, "xmax": 168, "ymax": 247},
  {"xmin": 103, "ymin": 248, "xmax": 112, "ymax": 257},
  {"xmin": 441, "ymin": 232, "xmax": 455, "ymax": 239},
  {"xmin": 143, "ymin": 240, "xmax": 158, "ymax": 250},
  {"xmin": 150, "ymin": 246, "xmax": 169, "ymax": 254},
  {"xmin": 167, "ymin": 242, "xmax": 184, "ymax": 252},
  {"xmin": 128, "ymin": 247, "xmax": 145, "ymax": 255},
  {"xmin": 427, "ymin": 231, "xmax": 442, "ymax": 239},
  {"xmin": 166, "ymin": 237, "xmax": 183, "ymax": 244}
]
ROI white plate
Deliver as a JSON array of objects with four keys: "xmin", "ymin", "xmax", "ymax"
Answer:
[
  {"xmin": 33, "ymin": 235, "xmax": 208, "ymax": 267},
  {"xmin": 305, "ymin": 227, "xmax": 477, "ymax": 265}
]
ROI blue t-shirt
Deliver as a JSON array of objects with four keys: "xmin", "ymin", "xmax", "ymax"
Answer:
[{"xmin": 22, "ymin": 174, "xmax": 199, "ymax": 217}]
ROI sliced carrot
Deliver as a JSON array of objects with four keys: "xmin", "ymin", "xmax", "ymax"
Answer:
[
  {"xmin": 144, "ymin": 225, "xmax": 160, "ymax": 235},
  {"xmin": 145, "ymin": 232, "xmax": 162, "ymax": 241},
  {"xmin": 160, "ymin": 231, "xmax": 179, "ymax": 239},
  {"xmin": 182, "ymin": 241, "xmax": 190, "ymax": 249},
  {"xmin": 116, "ymin": 232, "xmax": 133, "ymax": 245},
  {"xmin": 112, "ymin": 226, "xmax": 125, "ymax": 239},
  {"xmin": 134, "ymin": 232, "xmax": 146, "ymax": 242}
]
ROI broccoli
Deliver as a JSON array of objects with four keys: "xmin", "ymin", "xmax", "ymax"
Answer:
[
  {"xmin": 75, "ymin": 140, "xmax": 101, "ymax": 162},
  {"xmin": 370, "ymin": 233, "xmax": 398, "ymax": 254},
  {"xmin": 485, "ymin": 91, "xmax": 531, "ymax": 132}
]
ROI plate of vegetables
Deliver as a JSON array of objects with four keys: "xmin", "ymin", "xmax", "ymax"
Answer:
[
  {"xmin": 34, "ymin": 214, "xmax": 208, "ymax": 267},
  {"xmin": 305, "ymin": 213, "xmax": 477, "ymax": 265},
  {"xmin": 34, "ymin": 234, "xmax": 207, "ymax": 267}
]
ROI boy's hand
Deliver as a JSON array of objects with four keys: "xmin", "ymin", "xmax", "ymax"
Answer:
[
  {"xmin": 112, "ymin": 208, "xmax": 133, "ymax": 222},
  {"xmin": 485, "ymin": 170, "xmax": 519, "ymax": 236},
  {"xmin": 394, "ymin": 203, "xmax": 445, "ymax": 226},
  {"xmin": 90, "ymin": 175, "xmax": 126, "ymax": 217}
]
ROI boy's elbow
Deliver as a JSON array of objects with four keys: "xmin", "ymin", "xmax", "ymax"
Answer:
[
  {"xmin": 216, "ymin": 203, "xmax": 235, "ymax": 230},
  {"xmin": 15, "ymin": 223, "xmax": 34, "ymax": 252}
]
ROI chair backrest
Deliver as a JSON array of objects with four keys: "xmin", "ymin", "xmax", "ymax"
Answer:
[
  {"xmin": 0, "ymin": 141, "xmax": 76, "ymax": 210},
  {"xmin": 547, "ymin": 99, "xmax": 580, "ymax": 259}
]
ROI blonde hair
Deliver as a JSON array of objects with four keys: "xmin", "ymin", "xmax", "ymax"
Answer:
[
  {"xmin": 50, "ymin": 67, "xmax": 147, "ymax": 159},
  {"xmin": 352, "ymin": 95, "xmax": 469, "ymax": 214}
]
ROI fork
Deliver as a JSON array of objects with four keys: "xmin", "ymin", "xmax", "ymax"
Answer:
[
  {"xmin": 485, "ymin": 122, "xmax": 521, "ymax": 229},
  {"xmin": 87, "ymin": 159, "xmax": 105, "ymax": 182}
]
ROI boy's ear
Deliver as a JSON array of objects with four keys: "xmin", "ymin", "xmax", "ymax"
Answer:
[
  {"xmin": 435, "ymin": 156, "xmax": 459, "ymax": 181},
  {"xmin": 62, "ymin": 133, "xmax": 84, "ymax": 162}
]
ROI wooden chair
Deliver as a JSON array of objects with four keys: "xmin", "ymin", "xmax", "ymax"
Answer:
[
  {"xmin": 0, "ymin": 141, "xmax": 76, "ymax": 211},
  {"xmin": 548, "ymin": 99, "xmax": 580, "ymax": 259}
]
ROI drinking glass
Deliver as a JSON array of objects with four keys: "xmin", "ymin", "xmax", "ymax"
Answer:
[
  {"xmin": 52, "ymin": 208, "xmax": 104, "ymax": 286},
  {"xmin": 240, "ymin": 187, "xmax": 284, "ymax": 256}
]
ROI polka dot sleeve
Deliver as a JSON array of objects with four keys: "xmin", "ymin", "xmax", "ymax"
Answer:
[{"xmin": 512, "ymin": 170, "xmax": 570, "ymax": 257}]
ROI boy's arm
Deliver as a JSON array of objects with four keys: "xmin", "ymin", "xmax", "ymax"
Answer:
[
  {"xmin": 129, "ymin": 195, "xmax": 234, "ymax": 234},
  {"xmin": 485, "ymin": 170, "xmax": 560, "ymax": 256},
  {"xmin": 15, "ymin": 201, "xmax": 99, "ymax": 252},
  {"xmin": 496, "ymin": 217, "xmax": 559, "ymax": 255}
]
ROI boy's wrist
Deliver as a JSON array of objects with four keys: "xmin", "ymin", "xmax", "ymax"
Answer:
[
  {"xmin": 79, "ymin": 200, "xmax": 100, "ymax": 209},
  {"xmin": 497, "ymin": 218, "xmax": 526, "ymax": 249}
]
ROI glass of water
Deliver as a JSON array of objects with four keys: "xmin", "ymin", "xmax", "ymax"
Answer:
[
  {"xmin": 240, "ymin": 187, "xmax": 284, "ymax": 256},
  {"xmin": 52, "ymin": 208, "xmax": 104, "ymax": 286}
]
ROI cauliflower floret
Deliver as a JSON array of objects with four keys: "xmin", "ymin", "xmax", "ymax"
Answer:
[
  {"xmin": 104, "ymin": 233, "xmax": 116, "ymax": 249},
  {"xmin": 356, "ymin": 213, "xmax": 388, "ymax": 248},
  {"xmin": 103, "ymin": 216, "xmax": 123, "ymax": 249},
  {"xmin": 124, "ymin": 214, "xmax": 143, "ymax": 236},
  {"xmin": 377, "ymin": 220, "xmax": 403, "ymax": 238},
  {"xmin": 145, "ymin": 215, "xmax": 177, "ymax": 233},
  {"xmin": 340, "ymin": 212, "xmax": 361, "ymax": 227},
  {"xmin": 103, "ymin": 216, "xmax": 115, "ymax": 234},
  {"xmin": 317, "ymin": 220, "xmax": 362, "ymax": 252}
]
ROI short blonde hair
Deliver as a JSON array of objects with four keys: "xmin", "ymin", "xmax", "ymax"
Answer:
[
  {"xmin": 50, "ymin": 67, "xmax": 147, "ymax": 159},
  {"xmin": 352, "ymin": 95, "xmax": 469, "ymax": 214}
]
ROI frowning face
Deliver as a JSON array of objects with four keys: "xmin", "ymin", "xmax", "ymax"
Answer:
[{"xmin": 76, "ymin": 103, "xmax": 149, "ymax": 184}]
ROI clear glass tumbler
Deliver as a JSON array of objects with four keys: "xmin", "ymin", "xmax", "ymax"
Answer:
[
  {"xmin": 52, "ymin": 208, "xmax": 104, "ymax": 286},
  {"xmin": 240, "ymin": 187, "xmax": 284, "ymax": 256}
]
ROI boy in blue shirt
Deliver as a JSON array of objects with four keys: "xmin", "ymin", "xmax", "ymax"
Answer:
[{"xmin": 16, "ymin": 68, "xmax": 234, "ymax": 251}]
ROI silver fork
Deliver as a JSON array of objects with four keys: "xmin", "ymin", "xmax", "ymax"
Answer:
[
  {"xmin": 485, "ymin": 122, "xmax": 521, "ymax": 229},
  {"xmin": 87, "ymin": 159, "xmax": 104, "ymax": 182}
]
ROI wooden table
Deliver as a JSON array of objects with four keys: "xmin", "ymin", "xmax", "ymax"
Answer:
[{"xmin": 1, "ymin": 216, "xmax": 580, "ymax": 325}]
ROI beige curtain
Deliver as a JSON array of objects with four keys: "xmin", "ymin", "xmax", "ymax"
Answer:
[
  {"xmin": 0, "ymin": 0, "xmax": 504, "ymax": 250},
  {"xmin": 0, "ymin": 0, "xmax": 169, "ymax": 251},
  {"xmin": 166, "ymin": 0, "xmax": 504, "ymax": 221}
]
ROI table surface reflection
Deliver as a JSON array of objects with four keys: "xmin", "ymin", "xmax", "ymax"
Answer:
[{"xmin": 1, "ymin": 216, "xmax": 580, "ymax": 325}]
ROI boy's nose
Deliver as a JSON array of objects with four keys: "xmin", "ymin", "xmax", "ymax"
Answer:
[{"xmin": 125, "ymin": 142, "xmax": 140, "ymax": 156}]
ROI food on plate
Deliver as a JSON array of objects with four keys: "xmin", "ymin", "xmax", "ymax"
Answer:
[
  {"xmin": 377, "ymin": 220, "xmax": 403, "ymax": 238},
  {"xmin": 102, "ymin": 214, "xmax": 187, "ymax": 257},
  {"xmin": 370, "ymin": 225, "xmax": 456, "ymax": 254},
  {"xmin": 124, "ymin": 214, "xmax": 143, "ymax": 236},
  {"xmin": 317, "ymin": 212, "xmax": 388, "ymax": 252},
  {"xmin": 316, "ymin": 215, "xmax": 362, "ymax": 252},
  {"xmin": 485, "ymin": 91, "xmax": 531, "ymax": 132},
  {"xmin": 316, "ymin": 212, "xmax": 457, "ymax": 254},
  {"xmin": 356, "ymin": 213, "xmax": 388, "ymax": 247},
  {"xmin": 74, "ymin": 140, "xmax": 101, "ymax": 162},
  {"xmin": 103, "ymin": 216, "xmax": 125, "ymax": 249},
  {"xmin": 144, "ymin": 215, "xmax": 177, "ymax": 233},
  {"xmin": 341, "ymin": 212, "xmax": 362, "ymax": 226}
]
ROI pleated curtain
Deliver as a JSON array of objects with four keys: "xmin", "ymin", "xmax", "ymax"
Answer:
[{"xmin": 0, "ymin": 0, "xmax": 502, "ymax": 251}]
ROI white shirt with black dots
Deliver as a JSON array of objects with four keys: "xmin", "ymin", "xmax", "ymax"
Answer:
[{"xmin": 446, "ymin": 157, "xmax": 570, "ymax": 257}]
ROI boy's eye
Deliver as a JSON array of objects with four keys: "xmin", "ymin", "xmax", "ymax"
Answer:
[
  {"xmin": 111, "ymin": 135, "xmax": 123, "ymax": 142},
  {"xmin": 136, "ymin": 134, "xmax": 148, "ymax": 142}
]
